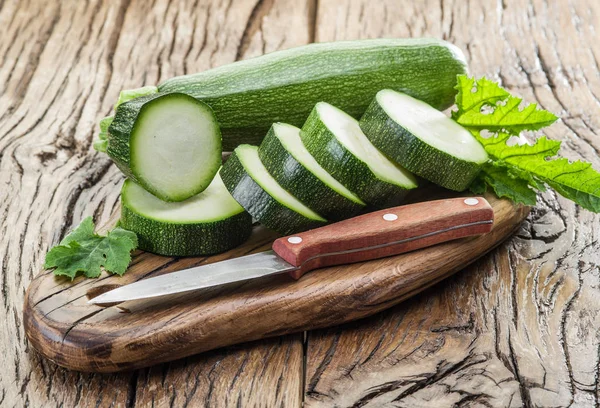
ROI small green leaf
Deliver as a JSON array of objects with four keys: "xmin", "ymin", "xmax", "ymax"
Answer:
[{"xmin": 44, "ymin": 217, "xmax": 138, "ymax": 279}]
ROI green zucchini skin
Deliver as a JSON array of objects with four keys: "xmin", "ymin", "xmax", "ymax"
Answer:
[
  {"xmin": 258, "ymin": 125, "xmax": 365, "ymax": 221},
  {"xmin": 158, "ymin": 38, "xmax": 468, "ymax": 150},
  {"xmin": 359, "ymin": 96, "xmax": 482, "ymax": 192},
  {"xmin": 300, "ymin": 106, "xmax": 416, "ymax": 206},
  {"xmin": 120, "ymin": 180, "xmax": 252, "ymax": 257},
  {"xmin": 107, "ymin": 92, "xmax": 221, "ymax": 202},
  {"xmin": 220, "ymin": 148, "xmax": 327, "ymax": 235}
]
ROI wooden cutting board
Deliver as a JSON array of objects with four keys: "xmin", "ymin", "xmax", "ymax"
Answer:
[{"xmin": 23, "ymin": 191, "xmax": 528, "ymax": 373}]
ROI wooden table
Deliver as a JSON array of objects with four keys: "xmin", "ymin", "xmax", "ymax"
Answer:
[{"xmin": 2, "ymin": 0, "xmax": 599, "ymax": 406}]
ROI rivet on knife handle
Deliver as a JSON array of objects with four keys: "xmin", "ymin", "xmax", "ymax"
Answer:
[{"xmin": 272, "ymin": 197, "xmax": 494, "ymax": 280}]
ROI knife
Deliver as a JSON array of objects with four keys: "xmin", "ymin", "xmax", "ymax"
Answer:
[{"xmin": 88, "ymin": 196, "xmax": 494, "ymax": 305}]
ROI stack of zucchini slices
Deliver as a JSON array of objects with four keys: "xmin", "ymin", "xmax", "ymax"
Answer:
[
  {"xmin": 220, "ymin": 93, "xmax": 488, "ymax": 236},
  {"xmin": 106, "ymin": 92, "xmax": 253, "ymax": 256},
  {"xmin": 220, "ymin": 102, "xmax": 420, "ymax": 235},
  {"xmin": 105, "ymin": 87, "xmax": 488, "ymax": 253}
]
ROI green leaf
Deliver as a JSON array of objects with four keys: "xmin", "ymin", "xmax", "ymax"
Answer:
[
  {"xmin": 453, "ymin": 76, "xmax": 510, "ymax": 119},
  {"xmin": 454, "ymin": 76, "xmax": 600, "ymax": 213},
  {"xmin": 453, "ymin": 76, "xmax": 558, "ymax": 134},
  {"xmin": 469, "ymin": 175, "xmax": 487, "ymax": 195},
  {"xmin": 44, "ymin": 217, "xmax": 138, "ymax": 279},
  {"xmin": 478, "ymin": 163, "xmax": 538, "ymax": 206}
]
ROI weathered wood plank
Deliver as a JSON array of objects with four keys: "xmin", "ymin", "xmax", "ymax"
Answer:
[
  {"xmin": 304, "ymin": 0, "xmax": 600, "ymax": 407},
  {"xmin": 133, "ymin": 335, "xmax": 303, "ymax": 408}
]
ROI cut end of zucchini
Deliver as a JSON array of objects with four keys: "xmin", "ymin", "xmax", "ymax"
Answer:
[
  {"xmin": 129, "ymin": 93, "xmax": 222, "ymax": 202},
  {"xmin": 272, "ymin": 123, "xmax": 364, "ymax": 205},
  {"xmin": 315, "ymin": 102, "xmax": 418, "ymax": 189},
  {"xmin": 236, "ymin": 145, "xmax": 326, "ymax": 222},
  {"xmin": 377, "ymin": 90, "xmax": 487, "ymax": 163},
  {"xmin": 121, "ymin": 174, "xmax": 252, "ymax": 256}
]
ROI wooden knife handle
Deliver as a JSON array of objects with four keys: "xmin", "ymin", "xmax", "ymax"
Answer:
[{"xmin": 272, "ymin": 197, "xmax": 494, "ymax": 280}]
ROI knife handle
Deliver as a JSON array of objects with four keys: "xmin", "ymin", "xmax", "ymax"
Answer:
[{"xmin": 272, "ymin": 197, "xmax": 494, "ymax": 280}]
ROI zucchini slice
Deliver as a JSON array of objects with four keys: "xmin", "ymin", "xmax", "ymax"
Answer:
[
  {"xmin": 120, "ymin": 174, "xmax": 252, "ymax": 256},
  {"xmin": 300, "ymin": 102, "xmax": 418, "ymax": 206},
  {"xmin": 359, "ymin": 89, "xmax": 488, "ymax": 191},
  {"xmin": 108, "ymin": 92, "xmax": 222, "ymax": 202},
  {"xmin": 220, "ymin": 145, "xmax": 327, "ymax": 235},
  {"xmin": 258, "ymin": 123, "xmax": 365, "ymax": 221}
]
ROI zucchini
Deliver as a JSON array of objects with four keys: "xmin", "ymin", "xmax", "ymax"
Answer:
[
  {"xmin": 359, "ymin": 89, "xmax": 488, "ymax": 191},
  {"xmin": 300, "ymin": 102, "xmax": 418, "ymax": 206},
  {"xmin": 153, "ymin": 38, "xmax": 468, "ymax": 150},
  {"xmin": 107, "ymin": 92, "xmax": 222, "ymax": 202},
  {"xmin": 220, "ymin": 145, "xmax": 327, "ymax": 235},
  {"xmin": 258, "ymin": 123, "xmax": 365, "ymax": 221},
  {"xmin": 120, "ymin": 174, "xmax": 252, "ymax": 256}
]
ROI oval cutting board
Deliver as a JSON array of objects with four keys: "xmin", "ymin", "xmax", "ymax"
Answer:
[{"xmin": 24, "ymin": 192, "xmax": 528, "ymax": 373}]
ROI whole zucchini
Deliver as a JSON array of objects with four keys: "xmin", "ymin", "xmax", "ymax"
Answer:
[{"xmin": 104, "ymin": 38, "xmax": 468, "ymax": 151}]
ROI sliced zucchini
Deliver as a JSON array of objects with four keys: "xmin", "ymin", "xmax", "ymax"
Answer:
[
  {"xmin": 359, "ymin": 89, "xmax": 488, "ymax": 191},
  {"xmin": 300, "ymin": 102, "xmax": 418, "ymax": 206},
  {"xmin": 258, "ymin": 123, "xmax": 365, "ymax": 221},
  {"xmin": 220, "ymin": 145, "xmax": 327, "ymax": 235},
  {"xmin": 120, "ymin": 174, "xmax": 252, "ymax": 256},
  {"xmin": 108, "ymin": 92, "xmax": 222, "ymax": 202}
]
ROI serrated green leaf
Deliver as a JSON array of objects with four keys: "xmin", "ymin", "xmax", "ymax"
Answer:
[
  {"xmin": 44, "ymin": 217, "xmax": 138, "ymax": 279},
  {"xmin": 453, "ymin": 76, "xmax": 558, "ymax": 134},
  {"xmin": 454, "ymin": 76, "xmax": 600, "ymax": 212},
  {"xmin": 479, "ymin": 163, "xmax": 538, "ymax": 206},
  {"xmin": 453, "ymin": 76, "xmax": 510, "ymax": 119},
  {"xmin": 469, "ymin": 175, "xmax": 487, "ymax": 195}
]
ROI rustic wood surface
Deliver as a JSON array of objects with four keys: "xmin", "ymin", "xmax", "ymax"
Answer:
[
  {"xmin": 23, "ymin": 193, "xmax": 517, "ymax": 373},
  {"xmin": 1, "ymin": 0, "xmax": 599, "ymax": 406}
]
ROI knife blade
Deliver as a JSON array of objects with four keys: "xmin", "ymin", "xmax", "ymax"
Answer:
[{"xmin": 88, "ymin": 196, "xmax": 494, "ymax": 305}]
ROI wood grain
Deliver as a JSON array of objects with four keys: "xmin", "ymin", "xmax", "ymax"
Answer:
[{"xmin": 2, "ymin": 0, "xmax": 599, "ymax": 406}]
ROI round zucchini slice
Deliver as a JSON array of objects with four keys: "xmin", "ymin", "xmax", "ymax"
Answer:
[
  {"xmin": 220, "ymin": 144, "xmax": 327, "ymax": 235},
  {"xmin": 258, "ymin": 123, "xmax": 365, "ymax": 221},
  {"xmin": 300, "ymin": 102, "xmax": 418, "ymax": 206},
  {"xmin": 108, "ymin": 92, "xmax": 222, "ymax": 202},
  {"xmin": 359, "ymin": 89, "xmax": 488, "ymax": 191},
  {"xmin": 120, "ymin": 174, "xmax": 251, "ymax": 256}
]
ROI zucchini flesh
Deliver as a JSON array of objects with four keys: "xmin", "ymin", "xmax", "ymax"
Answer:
[
  {"xmin": 108, "ymin": 92, "xmax": 222, "ymax": 202},
  {"xmin": 220, "ymin": 145, "xmax": 327, "ymax": 235},
  {"xmin": 120, "ymin": 174, "xmax": 252, "ymax": 256},
  {"xmin": 359, "ymin": 89, "xmax": 488, "ymax": 191},
  {"xmin": 156, "ymin": 38, "xmax": 468, "ymax": 150},
  {"xmin": 258, "ymin": 123, "xmax": 365, "ymax": 221},
  {"xmin": 301, "ymin": 102, "xmax": 418, "ymax": 206}
]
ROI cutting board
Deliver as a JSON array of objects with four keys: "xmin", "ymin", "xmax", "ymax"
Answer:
[{"xmin": 24, "ymin": 191, "xmax": 528, "ymax": 373}]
